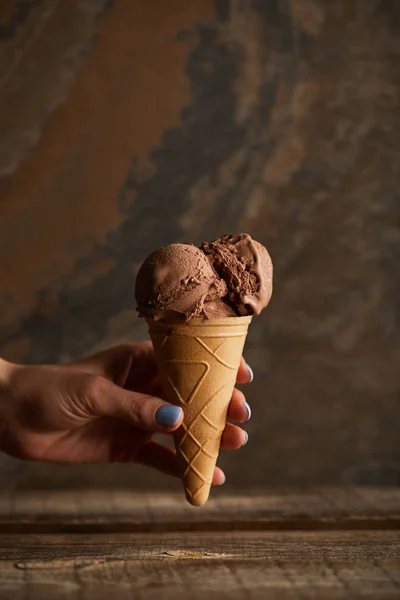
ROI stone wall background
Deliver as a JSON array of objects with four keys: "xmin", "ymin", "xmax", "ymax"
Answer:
[{"xmin": 0, "ymin": 0, "xmax": 399, "ymax": 490}]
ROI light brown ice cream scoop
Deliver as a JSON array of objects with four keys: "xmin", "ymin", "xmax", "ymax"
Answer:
[{"xmin": 135, "ymin": 243, "xmax": 233, "ymax": 321}]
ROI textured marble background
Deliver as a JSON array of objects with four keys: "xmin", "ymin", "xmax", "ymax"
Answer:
[{"xmin": 0, "ymin": 0, "xmax": 399, "ymax": 490}]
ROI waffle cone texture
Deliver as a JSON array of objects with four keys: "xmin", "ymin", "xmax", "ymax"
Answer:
[{"xmin": 147, "ymin": 316, "xmax": 251, "ymax": 506}]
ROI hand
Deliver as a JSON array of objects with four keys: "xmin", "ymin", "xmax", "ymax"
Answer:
[{"xmin": 0, "ymin": 342, "xmax": 253, "ymax": 486}]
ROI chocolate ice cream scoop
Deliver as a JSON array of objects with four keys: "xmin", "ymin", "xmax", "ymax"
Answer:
[
  {"xmin": 135, "ymin": 243, "xmax": 233, "ymax": 321},
  {"xmin": 201, "ymin": 233, "xmax": 273, "ymax": 316},
  {"xmin": 135, "ymin": 234, "xmax": 272, "ymax": 321}
]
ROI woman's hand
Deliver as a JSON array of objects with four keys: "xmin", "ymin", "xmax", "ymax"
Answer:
[{"xmin": 0, "ymin": 342, "xmax": 253, "ymax": 486}]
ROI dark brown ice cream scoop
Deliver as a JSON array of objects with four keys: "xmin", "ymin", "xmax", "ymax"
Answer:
[{"xmin": 201, "ymin": 233, "xmax": 273, "ymax": 316}]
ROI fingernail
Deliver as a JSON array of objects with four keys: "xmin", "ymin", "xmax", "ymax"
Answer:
[
  {"xmin": 243, "ymin": 401, "xmax": 252, "ymax": 421},
  {"xmin": 246, "ymin": 363, "xmax": 254, "ymax": 383},
  {"xmin": 242, "ymin": 431, "xmax": 249, "ymax": 446},
  {"xmin": 217, "ymin": 473, "xmax": 226, "ymax": 486},
  {"xmin": 156, "ymin": 405, "xmax": 183, "ymax": 427}
]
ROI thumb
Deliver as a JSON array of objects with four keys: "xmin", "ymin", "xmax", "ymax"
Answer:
[{"xmin": 82, "ymin": 375, "xmax": 183, "ymax": 432}]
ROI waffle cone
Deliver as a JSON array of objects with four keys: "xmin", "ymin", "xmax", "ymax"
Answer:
[{"xmin": 147, "ymin": 316, "xmax": 252, "ymax": 506}]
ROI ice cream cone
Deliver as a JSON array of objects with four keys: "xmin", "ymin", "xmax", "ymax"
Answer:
[{"xmin": 147, "ymin": 316, "xmax": 252, "ymax": 506}]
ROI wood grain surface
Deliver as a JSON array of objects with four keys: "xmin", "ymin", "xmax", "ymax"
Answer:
[
  {"xmin": 0, "ymin": 488, "xmax": 399, "ymax": 599},
  {"xmin": 0, "ymin": 0, "xmax": 399, "ymax": 490},
  {"xmin": 1, "ymin": 486, "xmax": 400, "ymax": 532}
]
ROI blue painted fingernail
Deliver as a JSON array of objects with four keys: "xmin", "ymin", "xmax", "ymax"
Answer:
[
  {"xmin": 242, "ymin": 431, "xmax": 249, "ymax": 446},
  {"xmin": 244, "ymin": 401, "xmax": 252, "ymax": 421},
  {"xmin": 246, "ymin": 363, "xmax": 254, "ymax": 382},
  {"xmin": 156, "ymin": 405, "xmax": 183, "ymax": 427}
]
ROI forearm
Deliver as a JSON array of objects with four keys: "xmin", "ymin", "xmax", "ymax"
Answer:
[
  {"xmin": 0, "ymin": 360, "xmax": 13, "ymax": 448},
  {"xmin": 0, "ymin": 356, "xmax": 13, "ymax": 380},
  {"xmin": 0, "ymin": 358, "xmax": 15, "ymax": 406}
]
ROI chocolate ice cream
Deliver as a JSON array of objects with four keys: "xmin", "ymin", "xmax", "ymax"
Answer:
[
  {"xmin": 135, "ymin": 234, "xmax": 272, "ymax": 321},
  {"xmin": 201, "ymin": 233, "xmax": 273, "ymax": 316},
  {"xmin": 135, "ymin": 243, "xmax": 232, "ymax": 321}
]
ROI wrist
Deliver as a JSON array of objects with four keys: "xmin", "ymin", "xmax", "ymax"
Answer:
[{"xmin": 0, "ymin": 358, "xmax": 15, "ymax": 390}]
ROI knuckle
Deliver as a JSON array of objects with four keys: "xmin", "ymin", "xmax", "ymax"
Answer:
[
  {"xmin": 117, "ymin": 343, "xmax": 136, "ymax": 355},
  {"xmin": 125, "ymin": 391, "xmax": 142, "ymax": 416},
  {"xmin": 80, "ymin": 374, "xmax": 109, "ymax": 416},
  {"xmin": 126, "ymin": 393, "xmax": 151, "ymax": 425},
  {"xmin": 81, "ymin": 373, "xmax": 102, "ymax": 399}
]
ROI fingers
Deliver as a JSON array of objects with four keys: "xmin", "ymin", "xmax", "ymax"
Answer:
[
  {"xmin": 69, "ymin": 347, "xmax": 253, "ymax": 438},
  {"xmin": 229, "ymin": 358, "xmax": 253, "ymax": 425},
  {"xmin": 136, "ymin": 441, "xmax": 226, "ymax": 487},
  {"xmin": 83, "ymin": 375, "xmax": 183, "ymax": 433},
  {"xmin": 136, "ymin": 441, "xmax": 179, "ymax": 477},
  {"xmin": 220, "ymin": 422, "xmax": 248, "ymax": 450},
  {"xmin": 212, "ymin": 467, "xmax": 226, "ymax": 486},
  {"xmin": 236, "ymin": 357, "xmax": 253, "ymax": 384},
  {"xmin": 227, "ymin": 388, "xmax": 251, "ymax": 423}
]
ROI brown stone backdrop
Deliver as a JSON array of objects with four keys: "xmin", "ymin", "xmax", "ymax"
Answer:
[{"xmin": 0, "ymin": 0, "xmax": 399, "ymax": 490}]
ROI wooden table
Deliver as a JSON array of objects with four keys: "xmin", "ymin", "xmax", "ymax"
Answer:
[{"xmin": 0, "ymin": 487, "xmax": 399, "ymax": 599}]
